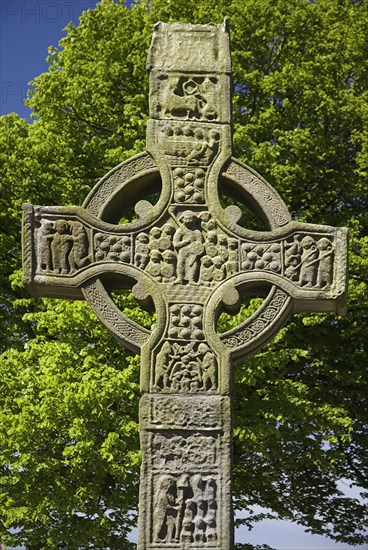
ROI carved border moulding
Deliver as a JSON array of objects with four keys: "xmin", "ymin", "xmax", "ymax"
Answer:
[
  {"xmin": 140, "ymin": 395, "xmax": 229, "ymax": 432},
  {"xmin": 22, "ymin": 19, "xmax": 348, "ymax": 550}
]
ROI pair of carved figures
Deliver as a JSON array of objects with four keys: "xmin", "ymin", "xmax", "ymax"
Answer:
[
  {"xmin": 284, "ymin": 235, "xmax": 334, "ymax": 287},
  {"xmin": 36, "ymin": 218, "xmax": 89, "ymax": 274}
]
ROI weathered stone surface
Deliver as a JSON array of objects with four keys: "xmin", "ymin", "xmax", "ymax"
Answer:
[{"xmin": 22, "ymin": 20, "xmax": 348, "ymax": 550}]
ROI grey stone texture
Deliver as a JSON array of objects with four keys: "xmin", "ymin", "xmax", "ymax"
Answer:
[{"xmin": 22, "ymin": 20, "xmax": 348, "ymax": 549}]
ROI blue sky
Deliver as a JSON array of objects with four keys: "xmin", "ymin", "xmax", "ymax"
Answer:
[
  {"xmin": 0, "ymin": 0, "xmax": 99, "ymax": 118},
  {"xmin": 0, "ymin": 1, "xmax": 367, "ymax": 548}
]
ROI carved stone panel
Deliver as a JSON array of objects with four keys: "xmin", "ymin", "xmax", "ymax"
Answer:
[
  {"xmin": 141, "ymin": 395, "xmax": 226, "ymax": 430},
  {"xmin": 151, "ymin": 473, "xmax": 220, "ymax": 546}
]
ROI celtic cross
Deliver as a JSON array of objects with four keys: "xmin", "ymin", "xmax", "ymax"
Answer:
[{"xmin": 22, "ymin": 21, "xmax": 348, "ymax": 550}]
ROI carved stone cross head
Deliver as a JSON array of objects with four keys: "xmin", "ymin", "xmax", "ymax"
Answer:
[{"xmin": 22, "ymin": 20, "xmax": 348, "ymax": 550}]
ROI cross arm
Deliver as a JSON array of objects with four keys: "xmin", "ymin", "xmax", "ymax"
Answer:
[
  {"xmin": 22, "ymin": 203, "xmax": 140, "ymax": 299},
  {"xmin": 216, "ymin": 220, "xmax": 348, "ymax": 315}
]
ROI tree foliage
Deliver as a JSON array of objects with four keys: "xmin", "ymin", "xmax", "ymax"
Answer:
[{"xmin": 1, "ymin": 0, "xmax": 367, "ymax": 547}]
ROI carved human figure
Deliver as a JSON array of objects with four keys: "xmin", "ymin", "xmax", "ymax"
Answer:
[
  {"xmin": 50, "ymin": 220, "xmax": 74, "ymax": 274},
  {"xmin": 173, "ymin": 211, "xmax": 204, "ymax": 284},
  {"xmin": 161, "ymin": 250, "xmax": 176, "ymax": 282},
  {"xmin": 159, "ymin": 224, "xmax": 175, "ymax": 250},
  {"xmin": 212, "ymin": 255, "xmax": 226, "ymax": 282},
  {"xmin": 154, "ymin": 475, "xmax": 179, "ymax": 543},
  {"xmin": 193, "ymin": 498, "xmax": 206, "ymax": 543},
  {"xmin": 154, "ymin": 341, "xmax": 173, "ymax": 389},
  {"xmin": 170, "ymin": 357, "xmax": 201, "ymax": 392},
  {"xmin": 205, "ymin": 478, "xmax": 217, "ymax": 501},
  {"xmin": 146, "ymin": 250, "xmax": 162, "ymax": 281},
  {"xmin": 285, "ymin": 236, "xmax": 302, "ymax": 281},
  {"xmin": 205, "ymin": 498, "xmax": 217, "ymax": 542},
  {"xmin": 217, "ymin": 234, "xmax": 228, "ymax": 260},
  {"xmin": 226, "ymin": 238, "xmax": 238, "ymax": 276},
  {"xmin": 198, "ymin": 343, "xmax": 217, "ymax": 390},
  {"xmin": 176, "ymin": 473, "xmax": 192, "ymax": 540},
  {"xmin": 180, "ymin": 499, "xmax": 196, "ymax": 542},
  {"xmin": 317, "ymin": 238, "xmax": 334, "ymax": 287},
  {"xmin": 149, "ymin": 226, "xmax": 162, "ymax": 251},
  {"xmin": 68, "ymin": 221, "xmax": 89, "ymax": 269},
  {"xmin": 135, "ymin": 233, "xmax": 150, "ymax": 270},
  {"xmin": 187, "ymin": 128, "xmax": 219, "ymax": 164},
  {"xmin": 35, "ymin": 217, "xmax": 53, "ymax": 272},
  {"xmin": 200, "ymin": 255, "xmax": 214, "ymax": 285},
  {"xmin": 205, "ymin": 230, "xmax": 218, "ymax": 258},
  {"xmin": 198, "ymin": 77, "xmax": 218, "ymax": 120},
  {"xmin": 299, "ymin": 236, "xmax": 318, "ymax": 287}
]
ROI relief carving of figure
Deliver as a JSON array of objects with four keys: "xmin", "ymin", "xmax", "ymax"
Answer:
[
  {"xmin": 35, "ymin": 217, "xmax": 53, "ymax": 272},
  {"xmin": 193, "ymin": 497, "xmax": 206, "ymax": 543},
  {"xmin": 225, "ymin": 239, "xmax": 238, "ymax": 276},
  {"xmin": 171, "ymin": 358, "xmax": 202, "ymax": 392},
  {"xmin": 180, "ymin": 499, "xmax": 196, "ymax": 542},
  {"xmin": 198, "ymin": 77, "xmax": 218, "ymax": 121},
  {"xmin": 205, "ymin": 499, "xmax": 218, "ymax": 542},
  {"xmin": 217, "ymin": 234, "xmax": 229, "ymax": 261},
  {"xmin": 149, "ymin": 226, "xmax": 162, "ymax": 251},
  {"xmin": 317, "ymin": 238, "xmax": 334, "ymax": 287},
  {"xmin": 69, "ymin": 221, "xmax": 89, "ymax": 269},
  {"xmin": 173, "ymin": 211, "xmax": 204, "ymax": 284},
  {"xmin": 50, "ymin": 220, "xmax": 74, "ymax": 274},
  {"xmin": 200, "ymin": 255, "xmax": 215, "ymax": 286},
  {"xmin": 161, "ymin": 250, "xmax": 177, "ymax": 282},
  {"xmin": 134, "ymin": 232, "xmax": 150, "ymax": 269},
  {"xmin": 285, "ymin": 236, "xmax": 302, "ymax": 281},
  {"xmin": 299, "ymin": 236, "xmax": 318, "ymax": 287},
  {"xmin": 159, "ymin": 224, "xmax": 175, "ymax": 250},
  {"xmin": 154, "ymin": 341, "xmax": 173, "ymax": 390},
  {"xmin": 154, "ymin": 475, "xmax": 179, "ymax": 543},
  {"xmin": 205, "ymin": 231, "xmax": 218, "ymax": 258},
  {"xmin": 146, "ymin": 250, "xmax": 163, "ymax": 281},
  {"xmin": 187, "ymin": 128, "xmax": 220, "ymax": 165},
  {"xmin": 198, "ymin": 343, "xmax": 217, "ymax": 391},
  {"xmin": 212, "ymin": 255, "xmax": 226, "ymax": 282}
]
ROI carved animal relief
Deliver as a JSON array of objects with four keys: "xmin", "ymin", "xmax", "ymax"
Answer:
[{"xmin": 22, "ymin": 21, "xmax": 348, "ymax": 550}]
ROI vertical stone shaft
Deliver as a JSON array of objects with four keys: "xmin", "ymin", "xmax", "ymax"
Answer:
[{"xmin": 137, "ymin": 22, "xmax": 234, "ymax": 549}]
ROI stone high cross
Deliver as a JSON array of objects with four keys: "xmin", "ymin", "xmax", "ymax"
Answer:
[{"xmin": 22, "ymin": 21, "xmax": 348, "ymax": 550}]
